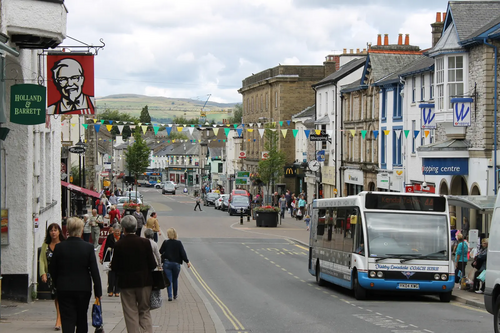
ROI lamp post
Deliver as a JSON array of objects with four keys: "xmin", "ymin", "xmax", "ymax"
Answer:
[{"xmin": 74, "ymin": 138, "xmax": 87, "ymax": 215}]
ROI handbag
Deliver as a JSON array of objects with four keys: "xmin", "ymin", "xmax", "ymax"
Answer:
[
  {"xmin": 152, "ymin": 269, "xmax": 170, "ymax": 290},
  {"xmin": 478, "ymin": 270, "xmax": 486, "ymax": 282},
  {"xmin": 92, "ymin": 298, "xmax": 103, "ymax": 328},
  {"xmin": 150, "ymin": 289, "xmax": 163, "ymax": 310},
  {"xmin": 103, "ymin": 248, "xmax": 113, "ymax": 272}
]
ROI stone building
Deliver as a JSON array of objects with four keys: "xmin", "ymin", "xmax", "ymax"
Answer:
[
  {"xmin": 238, "ymin": 61, "xmax": 336, "ymax": 195},
  {"xmin": 1, "ymin": 0, "xmax": 66, "ymax": 301}
]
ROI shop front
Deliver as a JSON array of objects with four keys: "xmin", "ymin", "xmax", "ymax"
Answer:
[
  {"xmin": 322, "ymin": 166, "xmax": 336, "ymax": 198},
  {"xmin": 377, "ymin": 171, "xmax": 403, "ymax": 192},
  {"xmin": 344, "ymin": 169, "xmax": 364, "ymax": 196}
]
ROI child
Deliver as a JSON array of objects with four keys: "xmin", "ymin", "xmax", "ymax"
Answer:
[{"xmin": 304, "ymin": 215, "xmax": 311, "ymax": 231}]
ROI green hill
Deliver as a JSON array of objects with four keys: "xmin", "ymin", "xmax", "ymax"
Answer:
[{"xmin": 95, "ymin": 94, "xmax": 238, "ymax": 123}]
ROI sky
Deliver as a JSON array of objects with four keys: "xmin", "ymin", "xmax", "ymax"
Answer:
[{"xmin": 64, "ymin": 0, "xmax": 452, "ymax": 104}]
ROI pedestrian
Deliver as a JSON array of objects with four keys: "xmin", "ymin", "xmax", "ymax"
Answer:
[
  {"xmin": 298, "ymin": 195, "xmax": 306, "ymax": 220},
  {"xmin": 114, "ymin": 185, "xmax": 120, "ymax": 197},
  {"xmin": 455, "ymin": 233, "xmax": 468, "ymax": 284},
  {"xmin": 279, "ymin": 194, "xmax": 287, "ymax": 219},
  {"xmin": 290, "ymin": 195, "xmax": 296, "ymax": 218},
  {"xmin": 304, "ymin": 215, "xmax": 311, "ymax": 231},
  {"xmin": 39, "ymin": 223, "xmax": 65, "ymax": 330},
  {"xmin": 462, "ymin": 216, "xmax": 470, "ymax": 239},
  {"xmin": 159, "ymin": 228, "xmax": 191, "ymax": 302},
  {"xmin": 99, "ymin": 194, "xmax": 108, "ymax": 208},
  {"xmin": 144, "ymin": 228, "xmax": 162, "ymax": 267},
  {"xmin": 473, "ymin": 238, "xmax": 488, "ymax": 294},
  {"xmin": 96, "ymin": 198, "xmax": 107, "ymax": 221},
  {"xmin": 450, "ymin": 217, "xmax": 458, "ymax": 254},
  {"xmin": 82, "ymin": 213, "xmax": 91, "ymax": 243},
  {"xmin": 101, "ymin": 223, "xmax": 123, "ymax": 297},
  {"xmin": 89, "ymin": 208, "xmax": 103, "ymax": 250},
  {"xmin": 109, "ymin": 192, "xmax": 118, "ymax": 206},
  {"xmin": 133, "ymin": 205, "xmax": 146, "ymax": 237},
  {"xmin": 194, "ymin": 194, "xmax": 202, "ymax": 211},
  {"xmin": 109, "ymin": 205, "xmax": 121, "ymax": 225},
  {"xmin": 146, "ymin": 212, "xmax": 161, "ymax": 242},
  {"xmin": 50, "ymin": 217, "xmax": 102, "ymax": 333},
  {"xmin": 110, "ymin": 215, "xmax": 157, "ymax": 333}
]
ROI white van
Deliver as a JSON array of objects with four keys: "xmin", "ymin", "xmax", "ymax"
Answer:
[{"xmin": 485, "ymin": 194, "xmax": 500, "ymax": 332}]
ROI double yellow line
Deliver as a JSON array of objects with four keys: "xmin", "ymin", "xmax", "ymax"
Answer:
[{"xmin": 190, "ymin": 264, "xmax": 246, "ymax": 332}]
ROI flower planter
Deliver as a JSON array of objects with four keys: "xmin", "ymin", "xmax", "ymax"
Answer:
[{"xmin": 255, "ymin": 211, "xmax": 279, "ymax": 227}]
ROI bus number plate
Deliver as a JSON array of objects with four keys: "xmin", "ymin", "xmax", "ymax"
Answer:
[{"xmin": 398, "ymin": 283, "xmax": 419, "ymax": 289}]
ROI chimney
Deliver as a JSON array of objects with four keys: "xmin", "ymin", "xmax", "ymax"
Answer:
[
  {"xmin": 356, "ymin": 48, "xmax": 360, "ymax": 53},
  {"xmin": 384, "ymin": 34, "xmax": 389, "ymax": 45},
  {"xmin": 350, "ymin": 49, "xmax": 353, "ymax": 54},
  {"xmin": 443, "ymin": 12, "xmax": 446, "ymax": 22},
  {"xmin": 404, "ymin": 34, "xmax": 410, "ymax": 45},
  {"xmin": 343, "ymin": 48, "xmax": 347, "ymax": 54},
  {"xmin": 323, "ymin": 55, "xmax": 338, "ymax": 77},
  {"xmin": 377, "ymin": 34, "xmax": 382, "ymax": 46},
  {"xmin": 398, "ymin": 34, "xmax": 403, "ymax": 45},
  {"xmin": 362, "ymin": 48, "xmax": 366, "ymax": 53},
  {"xmin": 431, "ymin": 11, "xmax": 445, "ymax": 47}
]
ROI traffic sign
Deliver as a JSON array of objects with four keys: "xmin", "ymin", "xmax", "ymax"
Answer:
[
  {"xmin": 237, "ymin": 171, "xmax": 250, "ymax": 178},
  {"xmin": 235, "ymin": 178, "xmax": 249, "ymax": 185}
]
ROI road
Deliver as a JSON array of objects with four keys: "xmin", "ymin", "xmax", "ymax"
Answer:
[{"xmin": 140, "ymin": 187, "xmax": 492, "ymax": 333}]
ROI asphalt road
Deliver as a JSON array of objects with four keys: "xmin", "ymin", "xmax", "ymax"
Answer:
[{"xmin": 140, "ymin": 187, "xmax": 493, "ymax": 333}]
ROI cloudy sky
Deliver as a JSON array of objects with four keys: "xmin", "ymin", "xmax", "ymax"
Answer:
[{"xmin": 64, "ymin": 0, "xmax": 452, "ymax": 103}]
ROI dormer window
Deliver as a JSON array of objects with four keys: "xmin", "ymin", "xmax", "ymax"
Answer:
[{"xmin": 435, "ymin": 54, "xmax": 467, "ymax": 112}]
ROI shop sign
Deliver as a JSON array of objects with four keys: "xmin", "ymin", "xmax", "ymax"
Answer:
[
  {"xmin": 68, "ymin": 146, "xmax": 86, "ymax": 154},
  {"xmin": 345, "ymin": 169, "xmax": 363, "ymax": 185},
  {"xmin": 239, "ymin": 151, "xmax": 247, "ymax": 159},
  {"xmin": 10, "ymin": 84, "xmax": 46, "ymax": 125},
  {"xmin": 420, "ymin": 103, "xmax": 436, "ymax": 129},
  {"xmin": 322, "ymin": 166, "xmax": 335, "ymax": 185},
  {"xmin": 261, "ymin": 151, "xmax": 269, "ymax": 160},
  {"xmin": 422, "ymin": 158, "xmax": 468, "ymax": 175},
  {"xmin": 284, "ymin": 165, "xmax": 296, "ymax": 178},
  {"xmin": 316, "ymin": 150, "xmax": 325, "ymax": 162},
  {"xmin": 310, "ymin": 134, "xmax": 330, "ymax": 142},
  {"xmin": 451, "ymin": 98, "xmax": 472, "ymax": 127}
]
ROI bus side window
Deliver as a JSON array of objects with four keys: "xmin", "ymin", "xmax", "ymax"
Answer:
[
  {"xmin": 326, "ymin": 208, "xmax": 335, "ymax": 249},
  {"xmin": 352, "ymin": 209, "xmax": 364, "ymax": 255},
  {"xmin": 316, "ymin": 209, "xmax": 326, "ymax": 242},
  {"xmin": 335, "ymin": 208, "xmax": 346, "ymax": 251}
]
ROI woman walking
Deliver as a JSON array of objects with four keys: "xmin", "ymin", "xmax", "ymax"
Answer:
[
  {"xmin": 455, "ymin": 233, "xmax": 468, "ymax": 284},
  {"xmin": 159, "ymin": 228, "xmax": 191, "ymax": 301},
  {"xmin": 146, "ymin": 212, "xmax": 161, "ymax": 242},
  {"xmin": 39, "ymin": 223, "xmax": 65, "ymax": 330},
  {"xmin": 101, "ymin": 223, "xmax": 123, "ymax": 297},
  {"xmin": 133, "ymin": 205, "xmax": 146, "ymax": 236}
]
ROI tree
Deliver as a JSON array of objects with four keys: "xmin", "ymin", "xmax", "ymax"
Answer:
[
  {"xmin": 139, "ymin": 105, "xmax": 152, "ymax": 124},
  {"xmin": 257, "ymin": 124, "xmax": 286, "ymax": 204},
  {"xmin": 227, "ymin": 103, "xmax": 242, "ymax": 124},
  {"xmin": 125, "ymin": 128, "xmax": 151, "ymax": 193}
]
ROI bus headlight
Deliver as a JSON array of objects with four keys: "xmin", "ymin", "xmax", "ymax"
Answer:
[
  {"xmin": 434, "ymin": 274, "xmax": 440, "ymax": 280},
  {"xmin": 377, "ymin": 271, "xmax": 384, "ymax": 278},
  {"xmin": 441, "ymin": 274, "xmax": 448, "ymax": 281},
  {"xmin": 369, "ymin": 271, "xmax": 376, "ymax": 278}
]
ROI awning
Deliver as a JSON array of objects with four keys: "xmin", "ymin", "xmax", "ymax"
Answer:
[
  {"xmin": 61, "ymin": 181, "xmax": 100, "ymax": 198},
  {"xmin": 446, "ymin": 195, "xmax": 497, "ymax": 214}
]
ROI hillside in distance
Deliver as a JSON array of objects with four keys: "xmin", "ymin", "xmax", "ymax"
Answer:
[{"xmin": 95, "ymin": 94, "xmax": 239, "ymax": 123}]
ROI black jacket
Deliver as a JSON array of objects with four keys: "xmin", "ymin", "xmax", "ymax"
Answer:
[
  {"xmin": 50, "ymin": 237, "xmax": 102, "ymax": 297},
  {"xmin": 111, "ymin": 234, "xmax": 157, "ymax": 289},
  {"xmin": 159, "ymin": 239, "xmax": 189, "ymax": 265}
]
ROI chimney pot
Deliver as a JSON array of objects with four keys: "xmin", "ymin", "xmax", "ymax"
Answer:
[
  {"xmin": 442, "ymin": 12, "xmax": 446, "ymax": 22},
  {"xmin": 362, "ymin": 48, "xmax": 366, "ymax": 53},
  {"xmin": 405, "ymin": 34, "xmax": 410, "ymax": 45},
  {"xmin": 356, "ymin": 48, "xmax": 360, "ymax": 53},
  {"xmin": 398, "ymin": 33, "xmax": 403, "ymax": 45},
  {"xmin": 350, "ymin": 49, "xmax": 353, "ymax": 54},
  {"xmin": 436, "ymin": 12, "xmax": 441, "ymax": 23},
  {"xmin": 377, "ymin": 34, "xmax": 382, "ymax": 46},
  {"xmin": 343, "ymin": 48, "xmax": 347, "ymax": 54},
  {"xmin": 384, "ymin": 34, "xmax": 389, "ymax": 45}
]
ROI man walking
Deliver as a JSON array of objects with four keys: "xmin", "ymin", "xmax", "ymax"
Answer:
[
  {"xmin": 279, "ymin": 194, "xmax": 287, "ymax": 219},
  {"xmin": 111, "ymin": 215, "xmax": 157, "ymax": 333},
  {"xmin": 194, "ymin": 194, "xmax": 202, "ymax": 211},
  {"xmin": 89, "ymin": 209, "xmax": 103, "ymax": 250}
]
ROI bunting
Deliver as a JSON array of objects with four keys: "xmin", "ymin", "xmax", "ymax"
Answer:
[
  {"xmin": 424, "ymin": 130, "xmax": 430, "ymax": 138},
  {"xmin": 106, "ymin": 125, "xmax": 113, "ymax": 132},
  {"xmin": 153, "ymin": 126, "xmax": 159, "ymax": 135},
  {"xmin": 236, "ymin": 128, "xmax": 243, "ymax": 136},
  {"xmin": 247, "ymin": 129, "xmax": 254, "ymax": 132},
  {"xmin": 82, "ymin": 124, "xmax": 88, "ymax": 129},
  {"xmin": 373, "ymin": 130, "xmax": 379, "ymax": 139},
  {"xmin": 414, "ymin": 130, "xmax": 420, "ymax": 139},
  {"xmin": 117, "ymin": 125, "xmax": 123, "ymax": 134},
  {"xmin": 177, "ymin": 127, "xmax": 183, "ymax": 132},
  {"xmin": 95, "ymin": 124, "xmax": 101, "ymax": 133},
  {"xmin": 404, "ymin": 130, "xmax": 410, "ymax": 138},
  {"xmin": 350, "ymin": 130, "xmax": 355, "ymax": 137},
  {"xmin": 304, "ymin": 130, "xmax": 310, "ymax": 138},
  {"xmin": 188, "ymin": 127, "xmax": 194, "ymax": 135},
  {"xmin": 224, "ymin": 128, "xmax": 230, "ymax": 137},
  {"xmin": 292, "ymin": 129, "xmax": 298, "ymax": 138},
  {"xmin": 166, "ymin": 127, "xmax": 172, "ymax": 135},
  {"xmin": 142, "ymin": 126, "xmax": 148, "ymax": 134},
  {"xmin": 281, "ymin": 129, "xmax": 287, "ymax": 138},
  {"xmin": 383, "ymin": 130, "xmax": 390, "ymax": 136},
  {"xmin": 213, "ymin": 128, "xmax": 219, "ymax": 136},
  {"xmin": 361, "ymin": 130, "xmax": 367, "ymax": 139},
  {"xmin": 258, "ymin": 128, "xmax": 265, "ymax": 138},
  {"xmin": 395, "ymin": 130, "xmax": 401, "ymax": 139}
]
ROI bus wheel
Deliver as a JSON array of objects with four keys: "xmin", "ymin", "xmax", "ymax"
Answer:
[
  {"xmin": 353, "ymin": 272, "xmax": 367, "ymax": 300},
  {"xmin": 316, "ymin": 262, "xmax": 325, "ymax": 286},
  {"xmin": 439, "ymin": 291, "xmax": 452, "ymax": 303},
  {"xmin": 494, "ymin": 295, "xmax": 500, "ymax": 333}
]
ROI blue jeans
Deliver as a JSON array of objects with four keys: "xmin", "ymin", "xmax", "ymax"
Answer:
[{"xmin": 162, "ymin": 261, "xmax": 181, "ymax": 299}]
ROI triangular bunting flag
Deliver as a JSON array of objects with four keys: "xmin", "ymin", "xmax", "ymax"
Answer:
[
  {"xmin": 304, "ymin": 130, "xmax": 310, "ymax": 138},
  {"xmin": 404, "ymin": 130, "xmax": 410, "ymax": 138},
  {"xmin": 279, "ymin": 121, "xmax": 283, "ymax": 127},
  {"xmin": 373, "ymin": 130, "xmax": 379, "ymax": 139},
  {"xmin": 384, "ymin": 130, "xmax": 390, "ymax": 136},
  {"xmin": 94, "ymin": 124, "xmax": 101, "ymax": 133},
  {"xmin": 292, "ymin": 129, "xmax": 298, "ymax": 138},
  {"xmin": 142, "ymin": 126, "xmax": 148, "ymax": 134},
  {"xmin": 425, "ymin": 130, "xmax": 430, "ymax": 138},
  {"xmin": 93, "ymin": 119, "xmax": 97, "ymax": 123},
  {"xmin": 350, "ymin": 130, "xmax": 355, "ymax": 137},
  {"xmin": 247, "ymin": 129, "xmax": 253, "ymax": 132},
  {"xmin": 315, "ymin": 129, "xmax": 321, "ymax": 135},
  {"xmin": 153, "ymin": 126, "xmax": 159, "ymax": 135},
  {"xmin": 236, "ymin": 128, "xmax": 243, "ymax": 136},
  {"xmin": 188, "ymin": 127, "xmax": 194, "ymax": 135},
  {"xmin": 130, "ymin": 125, "xmax": 136, "ymax": 130},
  {"xmin": 258, "ymin": 129, "xmax": 265, "ymax": 138},
  {"xmin": 117, "ymin": 125, "xmax": 124, "ymax": 134},
  {"xmin": 249, "ymin": 123, "xmax": 254, "ymax": 127},
  {"xmin": 106, "ymin": 125, "xmax": 113, "ymax": 132},
  {"xmin": 100, "ymin": 120, "xmax": 104, "ymax": 124},
  {"xmin": 138, "ymin": 123, "xmax": 142, "ymax": 126},
  {"xmin": 395, "ymin": 130, "xmax": 402, "ymax": 139},
  {"xmin": 168, "ymin": 124, "xmax": 172, "ymax": 127},
  {"xmin": 213, "ymin": 128, "xmax": 219, "ymax": 136},
  {"xmin": 224, "ymin": 128, "xmax": 230, "ymax": 137},
  {"xmin": 177, "ymin": 127, "xmax": 183, "ymax": 132},
  {"xmin": 109, "ymin": 120, "xmax": 113, "ymax": 125},
  {"xmin": 281, "ymin": 129, "xmax": 287, "ymax": 138},
  {"xmin": 257, "ymin": 123, "xmax": 262, "ymax": 128},
  {"xmin": 71, "ymin": 123, "xmax": 76, "ymax": 127},
  {"xmin": 287, "ymin": 120, "xmax": 291, "ymax": 126},
  {"xmin": 361, "ymin": 130, "xmax": 367, "ymax": 139},
  {"xmin": 82, "ymin": 124, "xmax": 88, "ymax": 129},
  {"xmin": 166, "ymin": 127, "xmax": 172, "ymax": 135},
  {"xmin": 233, "ymin": 124, "xmax": 238, "ymax": 128},
  {"xmin": 414, "ymin": 130, "xmax": 420, "ymax": 138}
]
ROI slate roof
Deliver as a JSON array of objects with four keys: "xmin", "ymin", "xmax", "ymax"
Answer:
[
  {"xmin": 427, "ymin": 24, "xmax": 463, "ymax": 57},
  {"xmin": 340, "ymin": 80, "xmax": 364, "ymax": 93},
  {"xmin": 168, "ymin": 143, "xmax": 199, "ymax": 156},
  {"xmin": 465, "ymin": 15, "xmax": 500, "ymax": 40},
  {"xmin": 447, "ymin": 1, "xmax": 500, "ymax": 42},
  {"xmin": 292, "ymin": 105, "xmax": 315, "ymax": 119},
  {"xmin": 377, "ymin": 56, "xmax": 432, "ymax": 85},
  {"xmin": 208, "ymin": 147, "xmax": 223, "ymax": 158},
  {"xmin": 155, "ymin": 144, "xmax": 176, "ymax": 157},
  {"xmin": 313, "ymin": 57, "xmax": 366, "ymax": 87},
  {"xmin": 367, "ymin": 53, "xmax": 424, "ymax": 83}
]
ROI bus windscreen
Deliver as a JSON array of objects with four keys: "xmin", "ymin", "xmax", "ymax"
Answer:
[{"xmin": 365, "ymin": 193, "xmax": 446, "ymax": 212}]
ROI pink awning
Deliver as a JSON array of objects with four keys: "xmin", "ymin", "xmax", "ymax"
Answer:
[{"xmin": 61, "ymin": 181, "xmax": 100, "ymax": 198}]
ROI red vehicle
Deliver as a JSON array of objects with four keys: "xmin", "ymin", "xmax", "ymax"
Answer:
[{"xmin": 228, "ymin": 189, "xmax": 250, "ymax": 203}]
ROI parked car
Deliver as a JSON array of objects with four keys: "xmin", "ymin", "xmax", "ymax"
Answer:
[
  {"xmin": 123, "ymin": 190, "xmax": 143, "ymax": 202},
  {"xmin": 221, "ymin": 195, "xmax": 229, "ymax": 211},
  {"xmin": 204, "ymin": 192, "xmax": 220, "ymax": 206},
  {"xmin": 154, "ymin": 182, "xmax": 164, "ymax": 189},
  {"xmin": 215, "ymin": 194, "xmax": 229, "ymax": 210},
  {"xmin": 162, "ymin": 182, "xmax": 176, "ymax": 195},
  {"xmin": 228, "ymin": 196, "xmax": 250, "ymax": 216},
  {"xmin": 228, "ymin": 189, "xmax": 251, "ymax": 204}
]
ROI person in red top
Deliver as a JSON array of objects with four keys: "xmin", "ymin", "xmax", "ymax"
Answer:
[{"xmin": 108, "ymin": 205, "xmax": 121, "ymax": 224}]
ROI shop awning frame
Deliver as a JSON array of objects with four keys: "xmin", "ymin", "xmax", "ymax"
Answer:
[
  {"xmin": 61, "ymin": 181, "xmax": 100, "ymax": 198},
  {"xmin": 446, "ymin": 195, "xmax": 497, "ymax": 214}
]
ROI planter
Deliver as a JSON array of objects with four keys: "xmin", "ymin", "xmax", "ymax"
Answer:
[{"xmin": 255, "ymin": 211, "xmax": 279, "ymax": 227}]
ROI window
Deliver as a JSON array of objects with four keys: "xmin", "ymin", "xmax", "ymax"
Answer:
[
  {"xmin": 412, "ymin": 76, "xmax": 416, "ymax": 103},
  {"xmin": 430, "ymin": 72, "xmax": 434, "ymax": 100},
  {"xmin": 319, "ymin": 93, "xmax": 322, "ymax": 116},
  {"xmin": 381, "ymin": 127, "xmax": 387, "ymax": 167},
  {"xmin": 396, "ymin": 85, "xmax": 403, "ymax": 119},
  {"xmin": 436, "ymin": 58, "xmax": 444, "ymax": 110},
  {"xmin": 411, "ymin": 120, "xmax": 416, "ymax": 154},
  {"xmin": 275, "ymin": 91, "xmax": 278, "ymax": 108},
  {"xmin": 325, "ymin": 92, "xmax": 328, "ymax": 115},
  {"xmin": 266, "ymin": 93, "xmax": 269, "ymax": 110},
  {"xmin": 448, "ymin": 56, "xmax": 464, "ymax": 108},
  {"xmin": 381, "ymin": 89, "xmax": 386, "ymax": 120},
  {"xmin": 393, "ymin": 127, "xmax": 402, "ymax": 166},
  {"xmin": 420, "ymin": 74, "xmax": 425, "ymax": 101},
  {"xmin": 218, "ymin": 162, "xmax": 223, "ymax": 173},
  {"xmin": 261, "ymin": 95, "xmax": 263, "ymax": 111},
  {"xmin": 350, "ymin": 94, "xmax": 354, "ymax": 121},
  {"xmin": 348, "ymin": 135, "xmax": 353, "ymax": 161},
  {"xmin": 321, "ymin": 125, "xmax": 327, "ymax": 150}
]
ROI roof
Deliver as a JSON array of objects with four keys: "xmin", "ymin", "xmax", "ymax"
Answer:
[
  {"xmin": 313, "ymin": 57, "xmax": 366, "ymax": 87},
  {"xmin": 376, "ymin": 56, "xmax": 433, "ymax": 85},
  {"xmin": 208, "ymin": 147, "xmax": 223, "ymax": 158},
  {"xmin": 366, "ymin": 53, "xmax": 424, "ymax": 83},
  {"xmin": 417, "ymin": 138, "xmax": 470, "ymax": 152},
  {"xmin": 340, "ymin": 80, "xmax": 364, "ymax": 93},
  {"xmin": 446, "ymin": 1, "xmax": 500, "ymax": 42},
  {"xmin": 155, "ymin": 144, "xmax": 176, "ymax": 156},
  {"xmin": 292, "ymin": 105, "xmax": 315, "ymax": 119},
  {"xmin": 315, "ymin": 115, "xmax": 330, "ymax": 125},
  {"xmin": 446, "ymin": 195, "xmax": 496, "ymax": 214},
  {"xmin": 168, "ymin": 143, "xmax": 199, "ymax": 156},
  {"xmin": 427, "ymin": 24, "xmax": 463, "ymax": 57}
]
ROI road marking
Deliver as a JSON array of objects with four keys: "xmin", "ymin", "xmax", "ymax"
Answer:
[
  {"xmin": 451, "ymin": 302, "xmax": 487, "ymax": 313},
  {"xmin": 190, "ymin": 264, "xmax": 245, "ymax": 331},
  {"xmin": 294, "ymin": 244, "xmax": 309, "ymax": 251}
]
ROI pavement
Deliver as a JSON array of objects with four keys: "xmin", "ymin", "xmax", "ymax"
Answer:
[{"xmin": 0, "ymin": 211, "xmax": 486, "ymax": 332}]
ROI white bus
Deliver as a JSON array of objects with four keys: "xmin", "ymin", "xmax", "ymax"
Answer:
[{"xmin": 309, "ymin": 191, "xmax": 454, "ymax": 302}]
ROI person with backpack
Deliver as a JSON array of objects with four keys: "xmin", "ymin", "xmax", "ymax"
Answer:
[
  {"xmin": 194, "ymin": 194, "xmax": 202, "ymax": 211},
  {"xmin": 108, "ymin": 205, "xmax": 121, "ymax": 225}
]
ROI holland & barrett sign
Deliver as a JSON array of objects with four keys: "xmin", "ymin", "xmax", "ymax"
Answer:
[{"xmin": 10, "ymin": 84, "xmax": 46, "ymax": 125}]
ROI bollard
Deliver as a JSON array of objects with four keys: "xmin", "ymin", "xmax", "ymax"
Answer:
[{"xmin": 240, "ymin": 208, "xmax": 243, "ymax": 225}]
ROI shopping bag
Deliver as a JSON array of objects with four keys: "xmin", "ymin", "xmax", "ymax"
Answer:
[
  {"xmin": 152, "ymin": 269, "xmax": 170, "ymax": 290},
  {"xmin": 102, "ymin": 248, "xmax": 113, "ymax": 272},
  {"xmin": 92, "ymin": 298, "xmax": 103, "ymax": 328},
  {"xmin": 478, "ymin": 270, "xmax": 486, "ymax": 282},
  {"xmin": 150, "ymin": 289, "xmax": 163, "ymax": 310}
]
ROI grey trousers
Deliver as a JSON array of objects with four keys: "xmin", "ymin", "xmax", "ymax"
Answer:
[
  {"xmin": 120, "ymin": 286, "xmax": 153, "ymax": 333},
  {"xmin": 91, "ymin": 227, "xmax": 100, "ymax": 248}
]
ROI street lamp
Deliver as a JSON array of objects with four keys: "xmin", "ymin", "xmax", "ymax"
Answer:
[{"xmin": 74, "ymin": 137, "xmax": 87, "ymax": 215}]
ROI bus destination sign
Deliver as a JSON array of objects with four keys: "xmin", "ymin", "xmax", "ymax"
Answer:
[{"xmin": 365, "ymin": 194, "xmax": 446, "ymax": 212}]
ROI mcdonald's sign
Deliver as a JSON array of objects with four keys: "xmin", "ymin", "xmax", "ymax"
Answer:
[{"xmin": 284, "ymin": 165, "xmax": 296, "ymax": 178}]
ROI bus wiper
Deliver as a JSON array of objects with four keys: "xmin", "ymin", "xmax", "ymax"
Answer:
[
  {"xmin": 380, "ymin": 253, "xmax": 421, "ymax": 263},
  {"xmin": 374, "ymin": 254, "xmax": 413, "ymax": 262},
  {"xmin": 417, "ymin": 249, "xmax": 447, "ymax": 260},
  {"xmin": 374, "ymin": 256, "xmax": 391, "ymax": 262}
]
